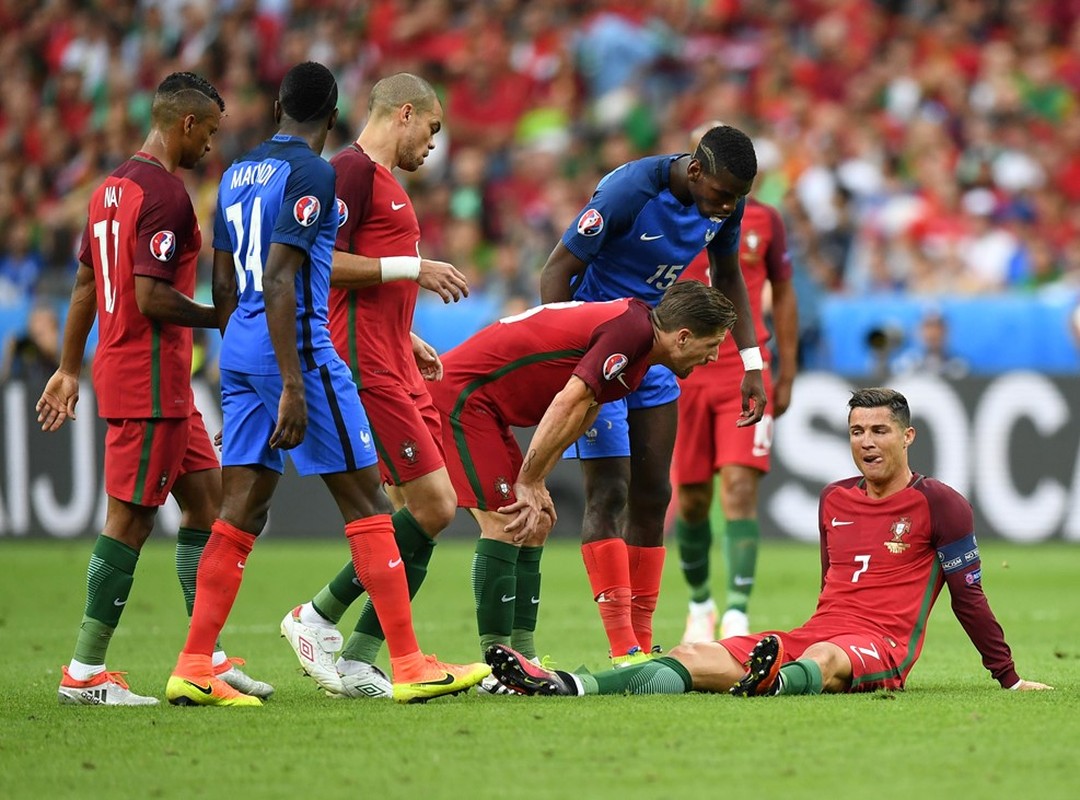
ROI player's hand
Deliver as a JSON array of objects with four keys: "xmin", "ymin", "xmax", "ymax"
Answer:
[
  {"xmin": 36, "ymin": 370, "xmax": 80, "ymax": 432},
  {"xmin": 410, "ymin": 332, "xmax": 443, "ymax": 381},
  {"xmin": 1013, "ymin": 679, "xmax": 1054, "ymax": 691},
  {"xmin": 270, "ymin": 385, "xmax": 307, "ymax": 450},
  {"xmin": 498, "ymin": 482, "xmax": 557, "ymax": 543},
  {"xmin": 418, "ymin": 259, "xmax": 469, "ymax": 303},
  {"xmin": 214, "ymin": 430, "xmax": 223, "ymax": 449},
  {"xmin": 736, "ymin": 370, "xmax": 767, "ymax": 427}
]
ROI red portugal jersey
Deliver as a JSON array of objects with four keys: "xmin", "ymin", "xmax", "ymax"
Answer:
[
  {"xmin": 78, "ymin": 152, "xmax": 199, "ymax": 418},
  {"xmin": 328, "ymin": 144, "xmax": 422, "ymax": 391},
  {"xmin": 813, "ymin": 473, "xmax": 1018, "ymax": 687},
  {"xmin": 678, "ymin": 198, "xmax": 791, "ymax": 386},
  {"xmin": 431, "ymin": 299, "xmax": 655, "ymax": 427}
]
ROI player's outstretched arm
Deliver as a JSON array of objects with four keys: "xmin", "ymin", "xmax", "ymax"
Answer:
[
  {"xmin": 1012, "ymin": 679, "xmax": 1053, "ymax": 691},
  {"xmin": 709, "ymin": 249, "xmax": 766, "ymax": 425},
  {"xmin": 36, "ymin": 264, "xmax": 96, "ymax": 432},
  {"xmin": 263, "ymin": 242, "xmax": 308, "ymax": 450}
]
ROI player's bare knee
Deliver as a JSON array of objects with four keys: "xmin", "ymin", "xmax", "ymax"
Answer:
[
  {"xmin": 410, "ymin": 492, "xmax": 456, "ymax": 534},
  {"xmin": 802, "ymin": 642, "xmax": 851, "ymax": 693},
  {"xmin": 677, "ymin": 484, "xmax": 711, "ymax": 523}
]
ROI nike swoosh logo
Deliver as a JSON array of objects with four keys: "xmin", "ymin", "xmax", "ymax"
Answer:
[
  {"xmin": 113, "ymin": 598, "xmax": 127, "ymax": 607},
  {"xmin": 391, "ymin": 201, "xmax": 406, "ymax": 210},
  {"xmin": 418, "ymin": 672, "xmax": 456, "ymax": 686},
  {"xmin": 530, "ymin": 596, "xmax": 540, "ymax": 605},
  {"xmin": 352, "ymin": 578, "xmax": 363, "ymax": 587},
  {"xmin": 733, "ymin": 576, "xmax": 754, "ymax": 587},
  {"xmin": 639, "ymin": 233, "xmax": 664, "ymax": 241},
  {"xmin": 184, "ymin": 680, "xmax": 214, "ymax": 695},
  {"xmin": 388, "ymin": 558, "xmax": 403, "ymax": 568},
  {"xmin": 501, "ymin": 594, "xmax": 516, "ymax": 603},
  {"xmin": 616, "ymin": 374, "xmax": 630, "ymax": 390},
  {"xmin": 831, "ymin": 518, "xmax": 855, "ymax": 527},
  {"xmin": 237, "ymin": 561, "xmax": 246, "ymax": 569}
]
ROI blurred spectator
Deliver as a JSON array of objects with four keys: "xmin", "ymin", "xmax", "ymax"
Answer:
[
  {"xmin": 0, "ymin": 219, "xmax": 44, "ymax": 305},
  {"xmin": 893, "ymin": 310, "xmax": 969, "ymax": 380},
  {"xmin": 0, "ymin": 301, "xmax": 61, "ymax": 385}
]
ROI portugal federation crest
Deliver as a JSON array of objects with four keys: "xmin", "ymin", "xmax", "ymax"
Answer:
[
  {"xmin": 494, "ymin": 476, "xmax": 512, "ymax": 500},
  {"xmin": 400, "ymin": 440, "xmax": 418, "ymax": 465},
  {"xmin": 885, "ymin": 517, "xmax": 912, "ymax": 554}
]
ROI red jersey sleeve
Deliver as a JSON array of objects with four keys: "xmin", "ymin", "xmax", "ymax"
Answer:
[
  {"xmin": 334, "ymin": 149, "xmax": 376, "ymax": 252},
  {"xmin": 133, "ymin": 183, "xmax": 197, "ymax": 283},
  {"xmin": 762, "ymin": 204, "xmax": 793, "ymax": 283},
  {"xmin": 923, "ymin": 478, "xmax": 1020, "ymax": 688},
  {"xmin": 572, "ymin": 301, "xmax": 654, "ymax": 403}
]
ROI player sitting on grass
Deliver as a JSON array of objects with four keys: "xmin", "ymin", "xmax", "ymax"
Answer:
[{"xmin": 486, "ymin": 388, "xmax": 1053, "ymax": 698}]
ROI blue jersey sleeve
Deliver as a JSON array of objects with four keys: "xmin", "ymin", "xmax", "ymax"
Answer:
[
  {"xmin": 705, "ymin": 196, "xmax": 746, "ymax": 257},
  {"xmin": 212, "ymin": 190, "xmax": 230, "ymax": 252},
  {"xmin": 272, "ymin": 156, "xmax": 337, "ymax": 254},
  {"xmin": 561, "ymin": 164, "xmax": 651, "ymax": 264}
]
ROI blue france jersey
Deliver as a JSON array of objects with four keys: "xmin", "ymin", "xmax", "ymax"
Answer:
[
  {"xmin": 563, "ymin": 155, "xmax": 745, "ymax": 305},
  {"xmin": 214, "ymin": 134, "xmax": 339, "ymax": 375}
]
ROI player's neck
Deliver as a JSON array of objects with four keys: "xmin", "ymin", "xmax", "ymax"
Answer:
[
  {"xmin": 669, "ymin": 155, "xmax": 692, "ymax": 205},
  {"xmin": 863, "ymin": 468, "xmax": 914, "ymax": 500},
  {"xmin": 355, "ymin": 132, "xmax": 394, "ymax": 170},
  {"xmin": 138, "ymin": 131, "xmax": 177, "ymax": 173}
]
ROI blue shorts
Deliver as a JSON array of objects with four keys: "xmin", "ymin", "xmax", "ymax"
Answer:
[
  {"xmin": 220, "ymin": 358, "xmax": 377, "ymax": 476},
  {"xmin": 564, "ymin": 364, "xmax": 679, "ymax": 460}
]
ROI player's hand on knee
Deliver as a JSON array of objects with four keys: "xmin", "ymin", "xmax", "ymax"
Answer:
[{"xmin": 418, "ymin": 259, "xmax": 469, "ymax": 303}]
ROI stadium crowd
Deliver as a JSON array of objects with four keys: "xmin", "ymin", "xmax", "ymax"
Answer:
[{"xmin": 4, "ymin": 0, "xmax": 1080, "ymax": 367}]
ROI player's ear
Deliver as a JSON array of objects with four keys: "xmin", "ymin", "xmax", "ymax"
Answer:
[
  {"xmin": 273, "ymin": 100, "xmax": 283, "ymax": 125},
  {"xmin": 182, "ymin": 113, "xmax": 196, "ymax": 134}
]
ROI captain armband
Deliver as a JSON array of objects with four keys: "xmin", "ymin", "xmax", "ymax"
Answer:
[
  {"xmin": 380, "ymin": 256, "xmax": 422, "ymax": 282},
  {"xmin": 740, "ymin": 346, "xmax": 764, "ymax": 371}
]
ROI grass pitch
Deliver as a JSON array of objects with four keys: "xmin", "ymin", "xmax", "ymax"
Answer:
[{"xmin": 0, "ymin": 536, "xmax": 1075, "ymax": 800}]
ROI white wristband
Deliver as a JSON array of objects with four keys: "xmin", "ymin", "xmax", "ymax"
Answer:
[
  {"xmin": 740, "ymin": 346, "xmax": 764, "ymax": 371},
  {"xmin": 380, "ymin": 256, "xmax": 421, "ymax": 282}
]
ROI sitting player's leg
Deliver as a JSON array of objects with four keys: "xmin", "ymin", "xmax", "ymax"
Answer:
[{"xmin": 625, "ymin": 400, "xmax": 679, "ymax": 652}]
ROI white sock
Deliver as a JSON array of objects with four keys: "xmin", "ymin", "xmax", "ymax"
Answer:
[
  {"xmin": 67, "ymin": 659, "xmax": 106, "ymax": 682},
  {"xmin": 689, "ymin": 597, "xmax": 717, "ymax": 615},
  {"xmin": 211, "ymin": 650, "xmax": 229, "ymax": 669},
  {"xmin": 299, "ymin": 601, "xmax": 334, "ymax": 627}
]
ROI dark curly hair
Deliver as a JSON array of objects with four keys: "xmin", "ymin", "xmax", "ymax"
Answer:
[
  {"xmin": 693, "ymin": 125, "xmax": 757, "ymax": 182},
  {"xmin": 279, "ymin": 61, "xmax": 338, "ymax": 124}
]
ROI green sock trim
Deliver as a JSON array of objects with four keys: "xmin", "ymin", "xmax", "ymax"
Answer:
[
  {"xmin": 479, "ymin": 632, "xmax": 511, "ymax": 653},
  {"xmin": 312, "ymin": 563, "xmax": 359, "ymax": 625},
  {"xmin": 73, "ymin": 535, "xmax": 140, "ymax": 664},
  {"xmin": 589, "ymin": 656, "xmax": 693, "ymax": 696},
  {"xmin": 340, "ymin": 632, "xmax": 385, "ymax": 664},
  {"xmin": 675, "ymin": 517, "xmax": 712, "ymax": 603},
  {"xmin": 511, "ymin": 546, "xmax": 543, "ymax": 659},
  {"xmin": 578, "ymin": 674, "xmax": 600, "ymax": 695},
  {"xmin": 778, "ymin": 659, "xmax": 823, "ymax": 695},
  {"xmin": 391, "ymin": 507, "xmax": 435, "ymax": 557},
  {"xmin": 472, "ymin": 539, "xmax": 520, "ymax": 654},
  {"xmin": 724, "ymin": 519, "xmax": 759, "ymax": 612},
  {"xmin": 175, "ymin": 527, "xmax": 210, "ymax": 616}
]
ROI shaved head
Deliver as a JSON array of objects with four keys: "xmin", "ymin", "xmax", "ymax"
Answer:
[
  {"xmin": 151, "ymin": 72, "xmax": 224, "ymax": 127},
  {"xmin": 368, "ymin": 73, "xmax": 437, "ymax": 116}
]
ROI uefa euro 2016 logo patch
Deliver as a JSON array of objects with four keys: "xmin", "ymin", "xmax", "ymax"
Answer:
[
  {"xmin": 293, "ymin": 195, "xmax": 321, "ymax": 227},
  {"xmin": 336, "ymin": 197, "xmax": 348, "ymax": 228},
  {"xmin": 577, "ymin": 208, "xmax": 604, "ymax": 236},
  {"xmin": 602, "ymin": 353, "xmax": 628, "ymax": 381},
  {"xmin": 149, "ymin": 230, "xmax": 176, "ymax": 261}
]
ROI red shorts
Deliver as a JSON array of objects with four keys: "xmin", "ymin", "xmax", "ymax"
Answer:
[
  {"xmin": 672, "ymin": 364, "xmax": 774, "ymax": 485},
  {"xmin": 104, "ymin": 408, "xmax": 219, "ymax": 507},
  {"xmin": 360, "ymin": 384, "xmax": 445, "ymax": 486},
  {"xmin": 437, "ymin": 403, "xmax": 520, "ymax": 512},
  {"xmin": 720, "ymin": 622, "xmax": 910, "ymax": 692}
]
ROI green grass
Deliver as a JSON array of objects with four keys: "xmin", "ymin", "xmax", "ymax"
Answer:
[{"xmin": 0, "ymin": 537, "xmax": 1075, "ymax": 800}]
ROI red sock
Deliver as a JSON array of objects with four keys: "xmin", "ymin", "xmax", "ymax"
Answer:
[
  {"xmin": 346, "ymin": 515, "xmax": 419, "ymax": 661},
  {"xmin": 182, "ymin": 519, "xmax": 255, "ymax": 658},
  {"xmin": 581, "ymin": 538, "xmax": 639, "ymax": 656},
  {"xmin": 628, "ymin": 545, "xmax": 666, "ymax": 652}
]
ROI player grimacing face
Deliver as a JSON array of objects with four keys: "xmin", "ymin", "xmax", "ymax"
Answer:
[
  {"xmin": 179, "ymin": 108, "xmax": 222, "ymax": 170},
  {"xmin": 848, "ymin": 406, "xmax": 916, "ymax": 488},
  {"xmin": 689, "ymin": 164, "xmax": 752, "ymax": 222},
  {"xmin": 398, "ymin": 100, "xmax": 443, "ymax": 172}
]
